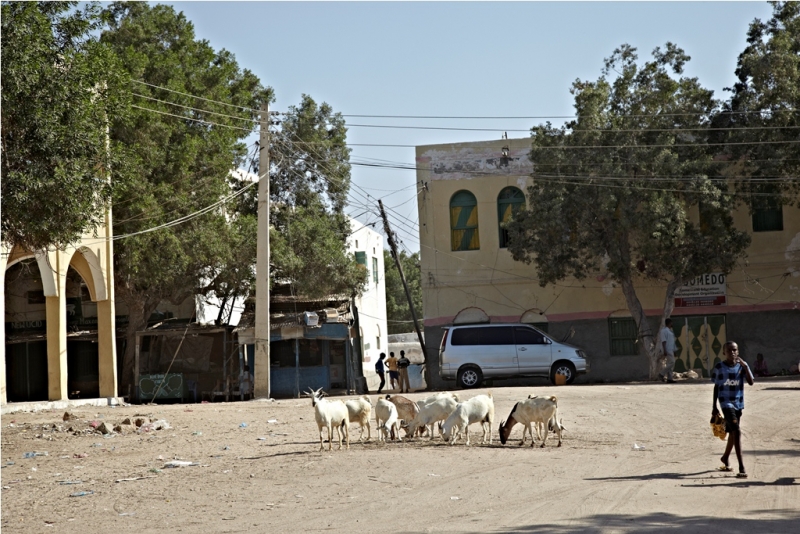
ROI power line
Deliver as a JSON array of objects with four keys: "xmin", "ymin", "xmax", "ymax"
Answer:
[
  {"xmin": 132, "ymin": 92, "xmax": 259, "ymax": 124},
  {"xmin": 344, "ymin": 123, "xmax": 800, "ymax": 134},
  {"xmin": 338, "ymin": 110, "xmax": 799, "ymax": 120},
  {"xmin": 131, "ymin": 80, "xmax": 258, "ymax": 113},
  {"xmin": 131, "ymin": 104, "xmax": 256, "ymax": 132},
  {"xmin": 343, "ymin": 139, "xmax": 800, "ymax": 149}
]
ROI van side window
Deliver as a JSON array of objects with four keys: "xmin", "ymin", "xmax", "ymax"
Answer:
[
  {"xmin": 515, "ymin": 327, "xmax": 545, "ymax": 344},
  {"xmin": 451, "ymin": 327, "xmax": 514, "ymax": 345}
]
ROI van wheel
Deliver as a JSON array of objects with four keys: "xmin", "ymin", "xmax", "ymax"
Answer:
[
  {"xmin": 551, "ymin": 361, "xmax": 576, "ymax": 385},
  {"xmin": 457, "ymin": 366, "xmax": 483, "ymax": 389}
]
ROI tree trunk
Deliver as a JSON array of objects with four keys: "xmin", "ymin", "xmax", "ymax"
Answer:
[{"xmin": 618, "ymin": 276, "xmax": 659, "ymax": 380}]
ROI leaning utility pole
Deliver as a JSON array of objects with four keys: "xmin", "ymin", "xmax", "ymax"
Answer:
[
  {"xmin": 377, "ymin": 200, "xmax": 427, "ymax": 360},
  {"xmin": 254, "ymin": 103, "xmax": 271, "ymax": 398}
]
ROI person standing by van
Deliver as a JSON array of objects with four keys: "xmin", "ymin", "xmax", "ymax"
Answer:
[
  {"xmin": 397, "ymin": 350, "xmax": 411, "ymax": 393},
  {"xmin": 375, "ymin": 353, "xmax": 387, "ymax": 394},
  {"xmin": 658, "ymin": 318, "xmax": 676, "ymax": 383}
]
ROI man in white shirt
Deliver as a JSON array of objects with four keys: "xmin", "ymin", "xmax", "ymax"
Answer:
[{"xmin": 659, "ymin": 318, "xmax": 677, "ymax": 383}]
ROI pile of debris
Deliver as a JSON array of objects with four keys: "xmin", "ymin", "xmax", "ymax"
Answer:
[{"xmin": 32, "ymin": 412, "xmax": 173, "ymax": 438}]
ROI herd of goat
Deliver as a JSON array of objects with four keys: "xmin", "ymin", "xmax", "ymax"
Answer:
[{"xmin": 307, "ymin": 388, "xmax": 565, "ymax": 451}]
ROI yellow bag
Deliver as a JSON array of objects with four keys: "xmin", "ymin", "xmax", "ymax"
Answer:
[{"xmin": 710, "ymin": 413, "xmax": 727, "ymax": 441}]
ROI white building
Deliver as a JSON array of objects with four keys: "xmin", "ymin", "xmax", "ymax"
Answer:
[{"xmin": 348, "ymin": 218, "xmax": 388, "ymax": 392}]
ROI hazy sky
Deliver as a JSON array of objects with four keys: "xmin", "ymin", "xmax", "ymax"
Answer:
[{"xmin": 158, "ymin": 1, "xmax": 775, "ymax": 251}]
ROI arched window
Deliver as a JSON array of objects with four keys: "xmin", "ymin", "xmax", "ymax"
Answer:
[
  {"xmin": 497, "ymin": 187, "xmax": 524, "ymax": 248},
  {"xmin": 450, "ymin": 190, "xmax": 480, "ymax": 251}
]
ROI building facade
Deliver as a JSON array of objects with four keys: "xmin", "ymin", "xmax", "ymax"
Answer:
[
  {"xmin": 2, "ymin": 218, "xmax": 118, "ymax": 405},
  {"xmin": 348, "ymin": 218, "xmax": 389, "ymax": 392},
  {"xmin": 415, "ymin": 138, "xmax": 800, "ymax": 386}
]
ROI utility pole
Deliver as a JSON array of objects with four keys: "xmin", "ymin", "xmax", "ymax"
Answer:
[
  {"xmin": 378, "ymin": 200, "xmax": 427, "ymax": 362},
  {"xmin": 254, "ymin": 103, "xmax": 271, "ymax": 398}
]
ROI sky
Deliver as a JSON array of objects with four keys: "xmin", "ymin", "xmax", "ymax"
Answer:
[{"xmin": 157, "ymin": 1, "xmax": 776, "ymax": 252}]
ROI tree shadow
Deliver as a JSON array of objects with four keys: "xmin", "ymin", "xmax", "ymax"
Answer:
[
  {"xmin": 752, "ymin": 448, "xmax": 800, "ymax": 458},
  {"xmin": 469, "ymin": 511, "xmax": 800, "ymax": 533},
  {"xmin": 585, "ymin": 470, "xmax": 715, "ymax": 482},
  {"xmin": 680, "ymin": 477, "xmax": 798, "ymax": 488},
  {"xmin": 761, "ymin": 387, "xmax": 800, "ymax": 391}
]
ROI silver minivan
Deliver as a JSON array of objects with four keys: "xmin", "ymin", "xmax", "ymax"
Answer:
[{"xmin": 439, "ymin": 323, "xmax": 589, "ymax": 388}]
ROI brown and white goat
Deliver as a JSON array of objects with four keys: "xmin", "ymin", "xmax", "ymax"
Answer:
[{"xmin": 498, "ymin": 395, "xmax": 563, "ymax": 448}]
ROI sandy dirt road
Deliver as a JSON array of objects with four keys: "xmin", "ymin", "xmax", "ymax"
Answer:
[{"xmin": 2, "ymin": 379, "xmax": 799, "ymax": 533}]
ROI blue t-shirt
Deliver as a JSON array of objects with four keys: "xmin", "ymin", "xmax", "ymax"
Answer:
[
  {"xmin": 712, "ymin": 361, "xmax": 745, "ymax": 410},
  {"xmin": 375, "ymin": 359, "xmax": 385, "ymax": 373}
]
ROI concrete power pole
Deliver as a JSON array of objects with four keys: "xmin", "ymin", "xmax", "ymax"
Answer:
[
  {"xmin": 254, "ymin": 103, "xmax": 271, "ymax": 398},
  {"xmin": 377, "ymin": 200, "xmax": 427, "ymax": 361}
]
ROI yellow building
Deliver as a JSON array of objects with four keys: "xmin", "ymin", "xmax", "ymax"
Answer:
[
  {"xmin": 2, "ymin": 213, "xmax": 119, "ymax": 405},
  {"xmin": 416, "ymin": 138, "xmax": 800, "ymax": 385}
]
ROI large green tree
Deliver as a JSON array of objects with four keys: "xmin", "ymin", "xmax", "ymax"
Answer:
[
  {"xmin": 714, "ymin": 1, "xmax": 800, "ymax": 205},
  {"xmin": 383, "ymin": 249, "xmax": 423, "ymax": 335},
  {"xmin": 1, "ymin": 1, "xmax": 128, "ymax": 251},
  {"xmin": 507, "ymin": 44, "xmax": 751, "ymax": 379},
  {"xmin": 100, "ymin": 2, "xmax": 270, "ymax": 389}
]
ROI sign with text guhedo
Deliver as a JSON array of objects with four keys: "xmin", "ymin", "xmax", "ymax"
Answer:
[{"xmin": 674, "ymin": 273, "xmax": 727, "ymax": 307}]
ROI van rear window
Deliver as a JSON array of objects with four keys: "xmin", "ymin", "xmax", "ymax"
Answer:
[{"xmin": 450, "ymin": 327, "xmax": 514, "ymax": 345}]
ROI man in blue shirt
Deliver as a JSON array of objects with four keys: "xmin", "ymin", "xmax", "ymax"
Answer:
[
  {"xmin": 375, "ymin": 353, "xmax": 386, "ymax": 394},
  {"xmin": 712, "ymin": 341, "xmax": 754, "ymax": 478}
]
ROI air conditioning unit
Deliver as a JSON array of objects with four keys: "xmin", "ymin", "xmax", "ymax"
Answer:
[{"xmin": 303, "ymin": 311, "xmax": 319, "ymax": 327}]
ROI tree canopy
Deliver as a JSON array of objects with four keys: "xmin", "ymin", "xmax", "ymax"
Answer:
[
  {"xmin": 507, "ymin": 44, "xmax": 751, "ymax": 378},
  {"xmin": 100, "ymin": 1, "xmax": 270, "ymax": 388},
  {"xmin": 1, "ymin": 1, "xmax": 128, "ymax": 251},
  {"xmin": 383, "ymin": 249, "xmax": 423, "ymax": 335}
]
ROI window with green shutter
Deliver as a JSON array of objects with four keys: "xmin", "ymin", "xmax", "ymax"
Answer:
[
  {"xmin": 497, "ymin": 186, "xmax": 524, "ymax": 248},
  {"xmin": 372, "ymin": 257, "xmax": 378, "ymax": 283},
  {"xmin": 450, "ymin": 190, "xmax": 480, "ymax": 251},
  {"xmin": 609, "ymin": 318, "xmax": 638, "ymax": 356},
  {"xmin": 752, "ymin": 197, "xmax": 784, "ymax": 232},
  {"xmin": 355, "ymin": 251, "xmax": 367, "ymax": 267}
]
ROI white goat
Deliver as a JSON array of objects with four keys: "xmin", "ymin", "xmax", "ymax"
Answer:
[
  {"xmin": 308, "ymin": 388, "xmax": 350, "ymax": 451},
  {"xmin": 374, "ymin": 398, "xmax": 401, "ymax": 442},
  {"xmin": 498, "ymin": 395, "xmax": 563, "ymax": 448},
  {"xmin": 441, "ymin": 393, "xmax": 495, "ymax": 446},
  {"xmin": 408, "ymin": 393, "xmax": 460, "ymax": 440},
  {"xmin": 345, "ymin": 396, "xmax": 372, "ymax": 442}
]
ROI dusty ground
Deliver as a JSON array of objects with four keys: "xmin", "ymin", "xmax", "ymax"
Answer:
[{"xmin": 1, "ymin": 379, "xmax": 799, "ymax": 533}]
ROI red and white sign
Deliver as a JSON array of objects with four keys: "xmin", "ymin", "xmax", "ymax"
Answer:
[{"xmin": 674, "ymin": 273, "xmax": 727, "ymax": 307}]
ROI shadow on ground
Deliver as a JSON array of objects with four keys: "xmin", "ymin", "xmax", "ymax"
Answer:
[{"xmin": 473, "ymin": 510, "xmax": 800, "ymax": 533}]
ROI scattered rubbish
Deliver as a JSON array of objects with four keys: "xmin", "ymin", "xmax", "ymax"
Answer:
[
  {"xmin": 223, "ymin": 470, "xmax": 231, "ymax": 474},
  {"xmin": 450, "ymin": 496, "xmax": 460, "ymax": 500},
  {"xmin": 222, "ymin": 446, "xmax": 230, "ymax": 450},
  {"xmin": 632, "ymin": 443, "xmax": 646, "ymax": 451},
  {"xmin": 192, "ymin": 431, "xmax": 203, "ymax": 436},
  {"xmin": 148, "ymin": 468, "xmax": 162, "ymax": 474},
  {"xmin": 59, "ymin": 480, "xmax": 82, "ymax": 485},
  {"xmin": 63, "ymin": 412, "xmax": 77, "ymax": 422},
  {"xmin": 115, "ymin": 476, "xmax": 157, "ymax": 483},
  {"xmin": 598, "ymin": 409, "xmax": 609, "ymax": 415},
  {"xmin": 73, "ymin": 453, "xmax": 88, "ymax": 459},
  {"xmin": 157, "ymin": 455, "xmax": 164, "ymax": 461},
  {"xmin": 239, "ymin": 423, "xmax": 248, "ymax": 428},
  {"xmin": 138, "ymin": 420, "xmax": 171, "ymax": 433},
  {"xmin": 257, "ymin": 437, "xmax": 267, "ymax": 441},
  {"xmin": 69, "ymin": 490, "xmax": 94, "ymax": 498},
  {"xmin": 89, "ymin": 421, "xmax": 101, "ymax": 429},
  {"xmin": 31, "ymin": 467, "xmax": 38, "ymax": 472},
  {"xmin": 23, "ymin": 452, "xmax": 48, "ymax": 459},
  {"xmin": 6, "ymin": 461, "xmax": 15, "ymax": 466},
  {"xmin": 91, "ymin": 443, "xmax": 102, "ymax": 448},
  {"xmin": 163, "ymin": 460, "xmax": 198, "ymax": 468},
  {"xmin": 249, "ymin": 474, "xmax": 254, "ymax": 478},
  {"xmin": 267, "ymin": 419, "xmax": 278, "ymax": 424},
  {"xmin": 428, "ymin": 473, "xmax": 440, "ymax": 477},
  {"xmin": 616, "ymin": 386, "xmax": 630, "ymax": 390},
  {"xmin": 118, "ymin": 512, "xmax": 136, "ymax": 516}
]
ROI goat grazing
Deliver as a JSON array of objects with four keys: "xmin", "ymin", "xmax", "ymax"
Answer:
[
  {"xmin": 345, "ymin": 396, "xmax": 372, "ymax": 442},
  {"xmin": 375, "ymin": 398, "xmax": 402, "ymax": 442},
  {"xmin": 441, "ymin": 393, "xmax": 495, "ymax": 446},
  {"xmin": 407, "ymin": 393, "xmax": 460, "ymax": 440},
  {"xmin": 498, "ymin": 395, "xmax": 563, "ymax": 448},
  {"xmin": 385, "ymin": 394, "xmax": 421, "ymax": 437},
  {"xmin": 308, "ymin": 388, "xmax": 350, "ymax": 451}
]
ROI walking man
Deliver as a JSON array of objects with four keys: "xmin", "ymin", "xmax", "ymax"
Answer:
[
  {"xmin": 375, "ymin": 353, "xmax": 387, "ymax": 394},
  {"xmin": 712, "ymin": 341, "xmax": 754, "ymax": 478},
  {"xmin": 658, "ymin": 318, "xmax": 676, "ymax": 383},
  {"xmin": 386, "ymin": 352, "xmax": 399, "ymax": 391},
  {"xmin": 397, "ymin": 350, "xmax": 411, "ymax": 393}
]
